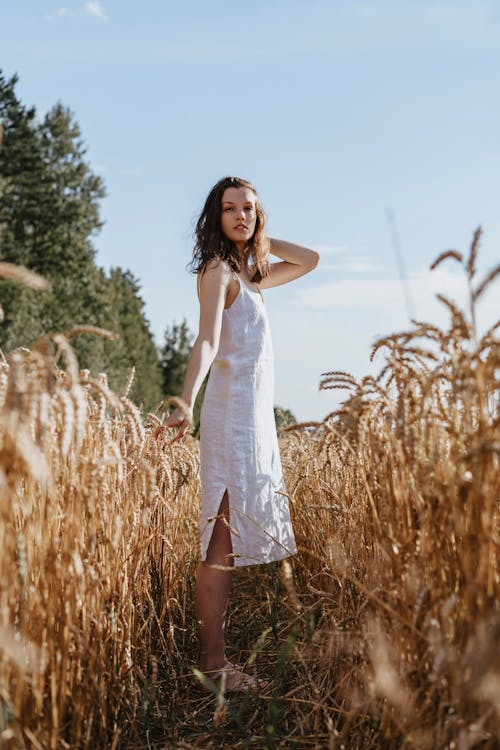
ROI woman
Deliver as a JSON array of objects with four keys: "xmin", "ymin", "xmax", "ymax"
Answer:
[{"xmin": 157, "ymin": 176, "xmax": 319, "ymax": 692}]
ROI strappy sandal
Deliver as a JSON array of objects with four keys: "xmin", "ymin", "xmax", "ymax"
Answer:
[{"xmin": 199, "ymin": 660, "xmax": 271, "ymax": 694}]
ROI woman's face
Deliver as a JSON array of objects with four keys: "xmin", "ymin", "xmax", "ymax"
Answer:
[{"xmin": 220, "ymin": 186, "xmax": 257, "ymax": 247}]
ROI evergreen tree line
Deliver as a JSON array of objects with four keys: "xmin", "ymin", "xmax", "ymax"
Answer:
[{"xmin": 0, "ymin": 71, "xmax": 295, "ymax": 428}]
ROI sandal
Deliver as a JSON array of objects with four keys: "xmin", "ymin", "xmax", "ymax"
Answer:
[{"xmin": 199, "ymin": 660, "xmax": 271, "ymax": 694}]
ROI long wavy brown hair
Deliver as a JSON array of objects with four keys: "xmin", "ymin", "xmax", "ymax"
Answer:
[{"xmin": 187, "ymin": 176, "xmax": 270, "ymax": 282}]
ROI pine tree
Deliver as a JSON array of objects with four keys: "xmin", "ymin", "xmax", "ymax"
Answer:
[
  {"xmin": 0, "ymin": 73, "xmax": 108, "ymax": 354},
  {"xmin": 0, "ymin": 71, "xmax": 164, "ymax": 409},
  {"xmin": 160, "ymin": 319, "xmax": 193, "ymax": 398},
  {"xmin": 0, "ymin": 71, "xmax": 51, "ymax": 346}
]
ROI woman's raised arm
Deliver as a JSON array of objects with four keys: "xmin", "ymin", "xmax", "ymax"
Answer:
[{"xmin": 257, "ymin": 238, "xmax": 320, "ymax": 290}]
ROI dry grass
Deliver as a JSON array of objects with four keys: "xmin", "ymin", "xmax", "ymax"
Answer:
[
  {"xmin": 0, "ymin": 332, "xmax": 200, "ymax": 749},
  {"xmin": 0, "ymin": 228, "xmax": 498, "ymax": 749}
]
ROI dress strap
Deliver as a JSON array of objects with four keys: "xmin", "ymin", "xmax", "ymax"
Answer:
[{"xmin": 224, "ymin": 260, "xmax": 239, "ymax": 282}]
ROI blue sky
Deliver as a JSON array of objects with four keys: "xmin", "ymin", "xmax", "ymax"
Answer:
[{"xmin": 2, "ymin": 1, "xmax": 499, "ymax": 420}]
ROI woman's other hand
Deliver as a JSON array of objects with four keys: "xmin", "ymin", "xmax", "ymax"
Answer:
[{"xmin": 154, "ymin": 406, "xmax": 194, "ymax": 444}]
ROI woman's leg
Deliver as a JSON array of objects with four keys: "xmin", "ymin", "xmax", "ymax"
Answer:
[{"xmin": 196, "ymin": 490, "xmax": 234, "ymax": 673}]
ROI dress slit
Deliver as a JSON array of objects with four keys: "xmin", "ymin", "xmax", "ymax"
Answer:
[{"xmin": 202, "ymin": 487, "xmax": 236, "ymax": 564}]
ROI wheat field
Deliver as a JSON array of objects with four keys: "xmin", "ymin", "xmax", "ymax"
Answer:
[{"xmin": 0, "ymin": 229, "xmax": 498, "ymax": 749}]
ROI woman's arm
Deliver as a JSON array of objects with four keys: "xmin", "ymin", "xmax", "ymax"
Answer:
[
  {"xmin": 157, "ymin": 259, "xmax": 231, "ymax": 443},
  {"xmin": 257, "ymin": 238, "xmax": 320, "ymax": 290}
]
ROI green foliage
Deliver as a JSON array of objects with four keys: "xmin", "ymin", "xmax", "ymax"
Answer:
[
  {"xmin": 0, "ymin": 70, "xmax": 162, "ymax": 409},
  {"xmin": 274, "ymin": 405, "xmax": 297, "ymax": 430},
  {"xmin": 160, "ymin": 318, "xmax": 193, "ymax": 398},
  {"xmin": 0, "ymin": 71, "xmax": 105, "ymax": 347}
]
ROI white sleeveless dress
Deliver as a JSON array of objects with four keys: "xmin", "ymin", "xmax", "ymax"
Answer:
[{"xmin": 199, "ymin": 263, "xmax": 298, "ymax": 567}]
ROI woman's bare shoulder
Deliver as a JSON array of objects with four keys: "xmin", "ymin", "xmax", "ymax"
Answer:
[
  {"xmin": 199, "ymin": 256, "xmax": 234, "ymax": 276},
  {"xmin": 196, "ymin": 257, "xmax": 234, "ymax": 299}
]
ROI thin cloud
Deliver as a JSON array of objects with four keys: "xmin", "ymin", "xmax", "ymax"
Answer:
[
  {"xmin": 47, "ymin": 2, "xmax": 108, "ymax": 21},
  {"xmin": 47, "ymin": 6, "xmax": 77, "ymax": 19},
  {"xmin": 320, "ymin": 259, "xmax": 384, "ymax": 273},
  {"xmin": 314, "ymin": 242, "xmax": 366, "ymax": 257},
  {"xmin": 315, "ymin": 243, "xmax": 382, "ymax": 273},
  {"xmin": 85, "ymin": 1, "xmax": 108, "ymax": 20},
  {"xmin": 294, "ymin": 277, "xmax": 408, "ymax": 311}
]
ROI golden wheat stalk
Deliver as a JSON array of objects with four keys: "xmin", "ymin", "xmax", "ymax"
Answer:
[
  {"xmin": 473, "ymin": 264, "xmax": 500, "ymax": 301},
  {"xmin": 0, "ymin": 262, "xmax": 50, "ymax": 291},
  {"xmin": 467, "ymin": 224, "xmax": 483, "ymax": 279},
  {"xmin": 429, "ymin": 249, "xmax": 463, "ymax": 270},
  {"xmin": 63, "ymin": 325, "xmax": 120, "ymax": 340}
]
